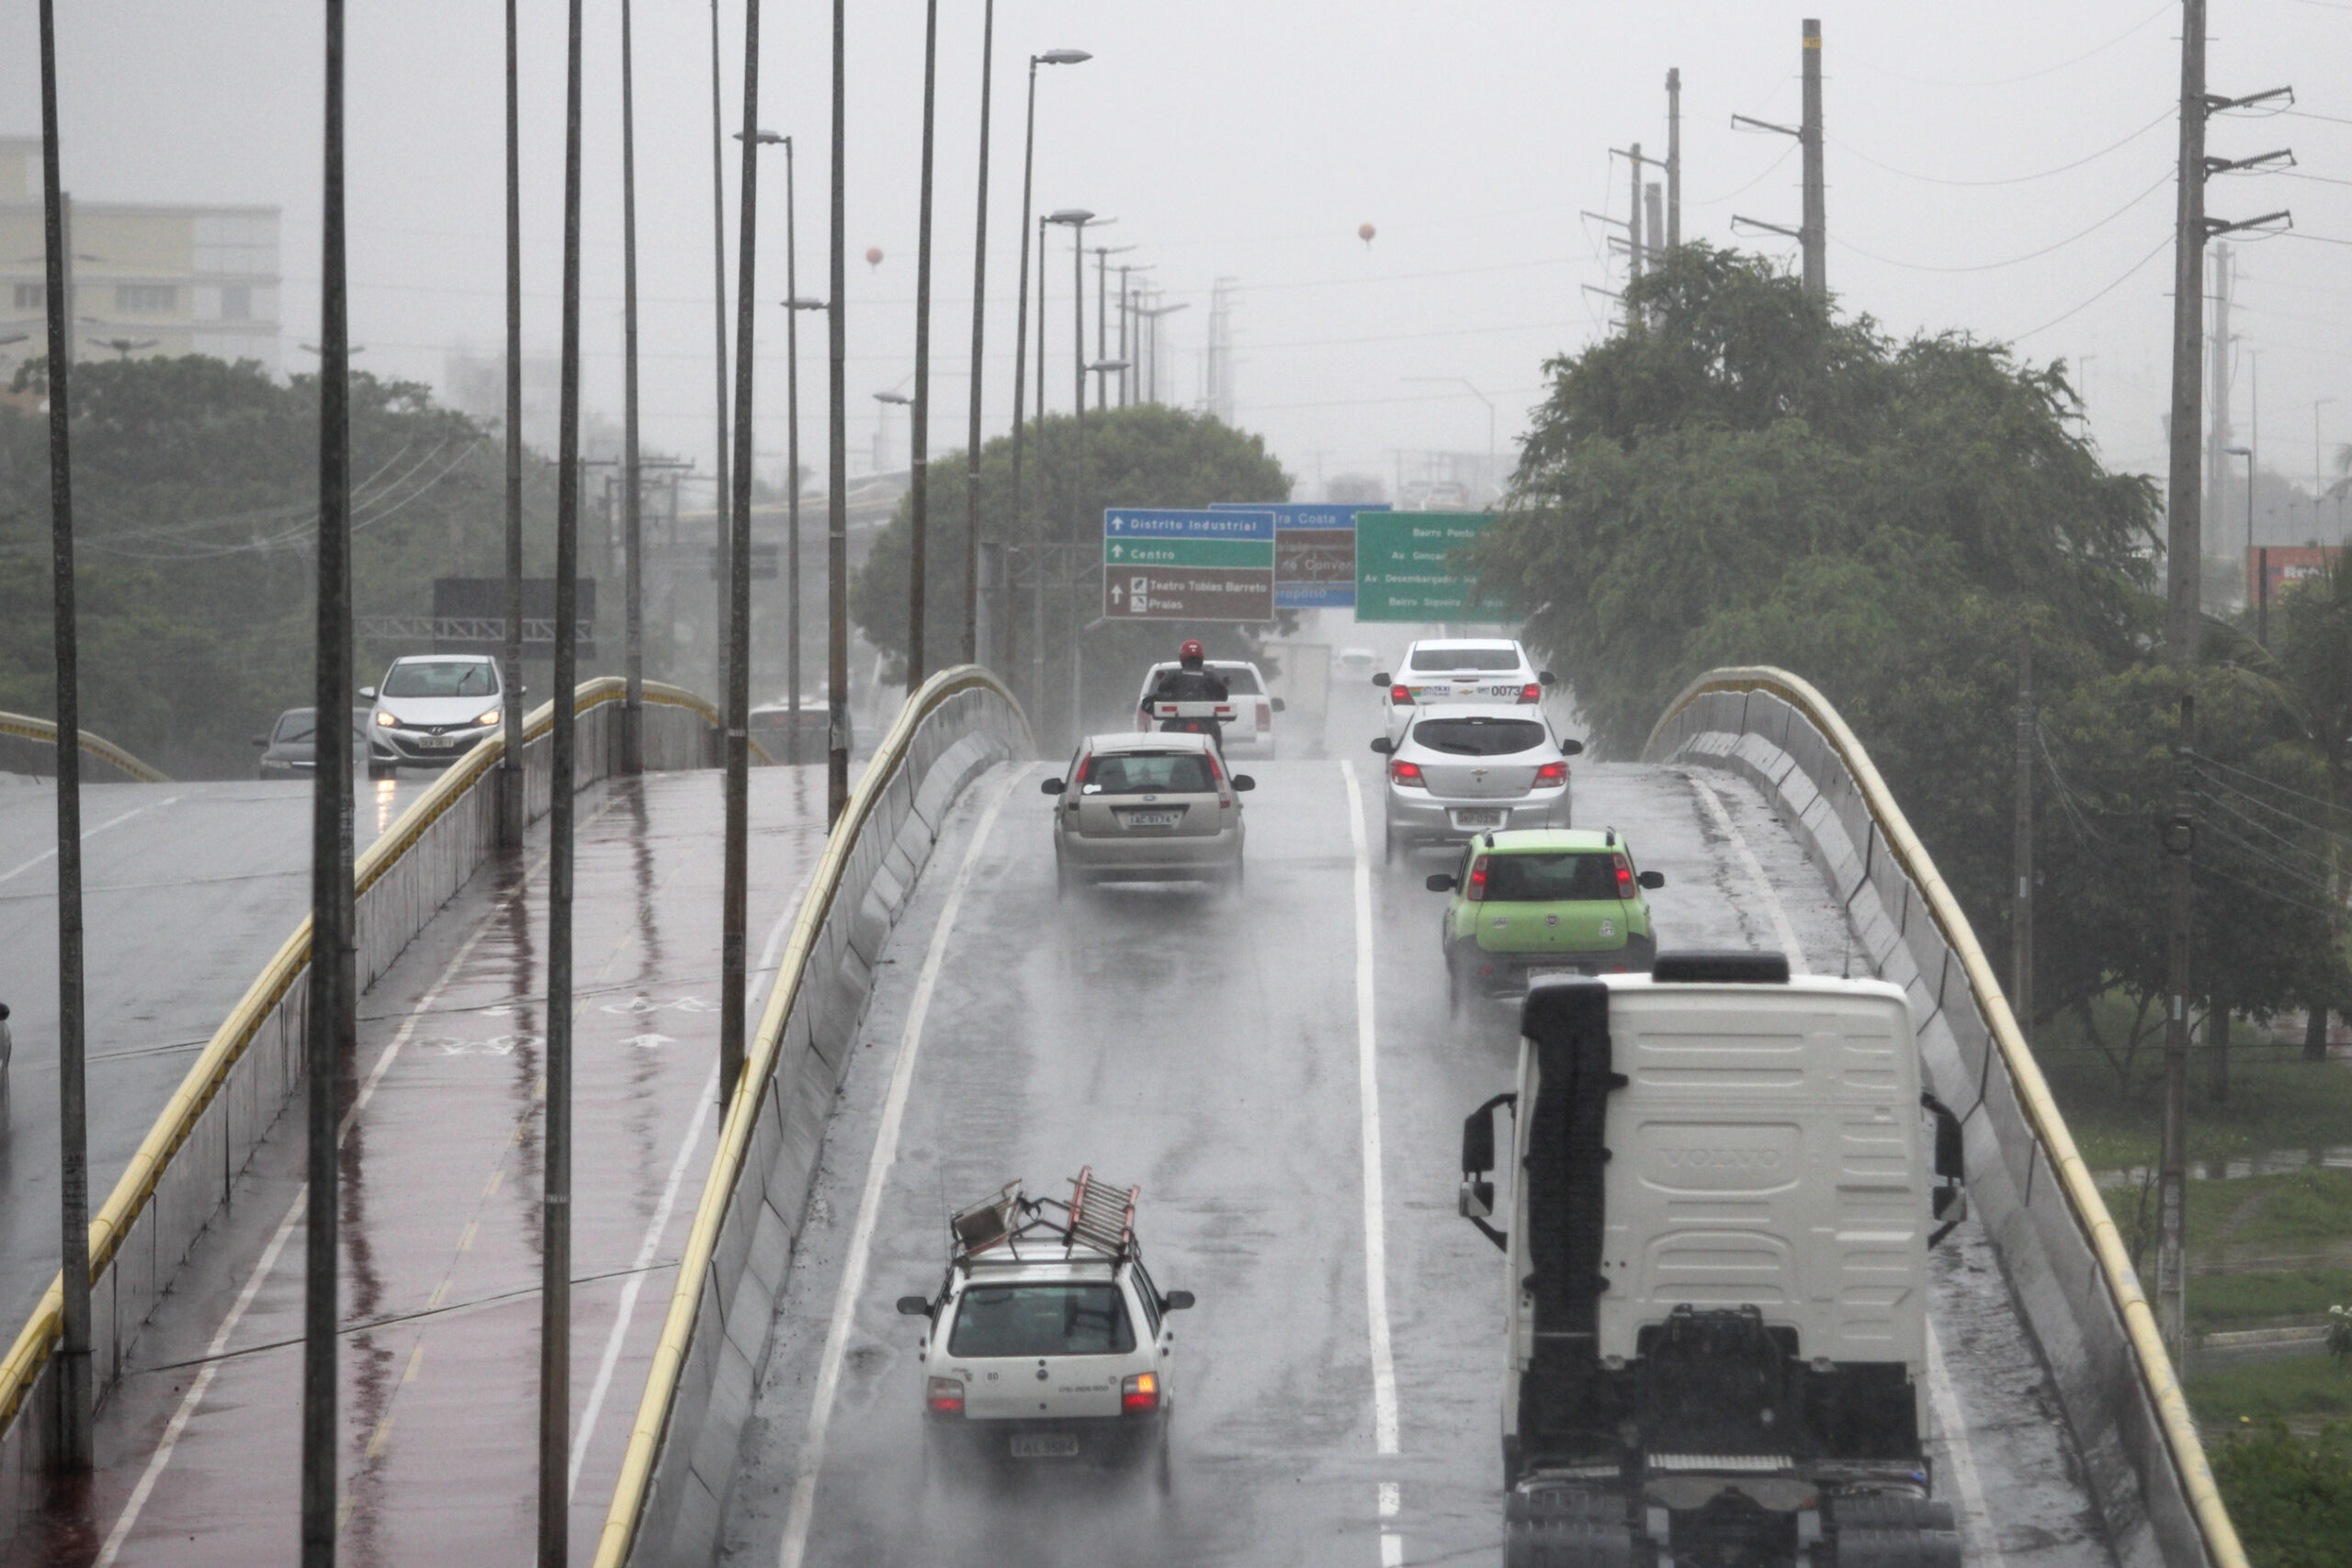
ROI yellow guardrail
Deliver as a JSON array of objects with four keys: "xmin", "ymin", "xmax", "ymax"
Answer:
[
  {"xmin": 0, "ymin": 677, "xmax": 729, "ymax": 1437},
  {"xmin": 1646, "ymin": 666, "xmax": 2247, "ymax": 1568},
  {"xmin": 0, "ymin": 710, "xmax": 171, "ymax": 784},
  {"xmin": 594, "ymin": 665, "xmax": 1016, "ymax": 1568}
]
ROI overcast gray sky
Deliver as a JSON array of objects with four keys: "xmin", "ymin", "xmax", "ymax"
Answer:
[{"xmin": 9, "ymin": 1, "xmax": 2349, "ymax": 508}]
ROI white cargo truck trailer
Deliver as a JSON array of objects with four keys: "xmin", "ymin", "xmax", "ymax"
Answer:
[{"xmin": 1458, "ymin": 952, "xmax": 1971, "ymax": 1567}]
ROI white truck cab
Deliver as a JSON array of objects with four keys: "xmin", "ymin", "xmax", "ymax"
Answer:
[
  {"xmin": 899, "ymin": 1172, "xmax": 1193, "ymax": 1478},
  {"xmin": 1460, "ymin": 953, "xmax": 1968, "ymax": 1567}
]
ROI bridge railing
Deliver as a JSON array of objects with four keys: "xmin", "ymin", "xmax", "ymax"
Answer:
[
  {"xmin": 1645, "ymin": 666, "xmax": 2245, "ymax": 1568},
  {"xmin": 0, "ymin": 712, "xmax": 170, "ymax": 784},
  {"xmin": 0, "ymin": 678, "xmax": 724, "ymax": 1540},
  {"xmin": 594, "ymin": 665, "xmax": 1031, "ymax": 1568}
]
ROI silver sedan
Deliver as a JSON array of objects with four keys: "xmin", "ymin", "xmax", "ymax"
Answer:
[
  {"xmin": 1043, "ymin": 732, "xmax": 1255, "ymax": 894},
  {"xmin": 1368, "ymin": 702, "xmax": 1582, "ymax": 863}
]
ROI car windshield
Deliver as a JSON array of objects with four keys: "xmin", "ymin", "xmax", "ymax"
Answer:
[
  {"xmin": 1082, "ymin": 751, "xmax": 1215, "ymax": 795},
  {"xmin": 1411, "ymin": 716, "xmax": 1546, "ymax": 756},
  {"xmin": 1409, "ymin": 647, "xmax": 1519, "ymax": 672},
  {"xmin": 273, "ymin": 709, "xmax": 317, "ymax": 743},
  {"xmin": 947, "ymin": 1282, "xmax": 1136, "ymax": 1358},
  {"xmin": 382, "ymin": 660, "xmax": 497, "ymax": 698},
  {"xmin": 1484, "ymin": 852, "xmax": 1623, "ymax": 903},
  {"xmin": 1210, "ymin": 664, "xmax": 1263, "ymax": 694}
]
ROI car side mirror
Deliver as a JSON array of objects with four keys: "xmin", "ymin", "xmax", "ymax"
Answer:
[
  {"xmin": 1040, "ymin": 777, "xmax": 1065, "ymax": 795},
  {"xmin": 0, "ymin": 1002, "xmax": 10, "ymax": 1021},
  {"xmin": 1538, "ymin": 671, "xmax": 1556, "ymax": 686},
  {"xmin": 357, "ymin": 686, "xmax": 377, "ymax": 700},
  {"xmin": 1231, "ymin": 775, "xmax": 1256, "ymax": 792},
  {"xmin": 1371, "ymin": 671, "xmax": 1390, "ymax": 687},
  {"xmin": 1161, "ymin": 1291, "xmax": 1195, "ymax": 1312},
  {"xmin": 1637, "ymin": 870, "xmax": 1665, "ymax": 890},
  {"xmin": 1559, "ymin": 739, "xmax": 1585, "ymax": 756},
  {"xmin": 252, "ymin": 734, "xmax": 268, "ymax": 747},
  {"xmin": 895, "ymin": 1295, "xmax": 932, "ymax": 1316},
  {"xmin": 1270, "ymin": 696, "xmax": 1286, "ymax": 714},
  {"xmin": 1426, "ymin": 874, "xmax": 1456, "ymax": 892},
  {"xmin": 1368, "ymin": 737, "xmax": 1393, "ymax": 755}
]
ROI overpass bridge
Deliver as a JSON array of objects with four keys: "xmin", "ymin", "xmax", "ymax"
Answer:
[{"xmin": 0, "ymin": 669, "xmax": 2243, "ymax": 1568}]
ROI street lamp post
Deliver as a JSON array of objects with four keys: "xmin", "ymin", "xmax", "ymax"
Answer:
[
  {"xmin": 708, "ymin": 0, "xmax": 733, "ymax": 705},
  {"xmin": 907, "ymin": 0, "xmax": 941, "ymax": 688},
  {"xmin": 782, "ymin": 158, "xmax": 824, "ymax": 760},
  {"xmin": 826, "ymin": 0, "xmax": 849, "ymax": 824},
  {"xmin": 620, "ymin": 0, "xmax": 643, "ymax": 774},
  {"xmin": 2228, "ymin": 445, "xmax": 2260, "ymax": 643},
  {"xmin": 1046, "ymin": 209, "xmax": 1098, "ymax": 750}
]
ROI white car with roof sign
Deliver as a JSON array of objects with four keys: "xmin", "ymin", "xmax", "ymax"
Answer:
[
  {"xmin": 899, "ymin": 1172, "xmax": 1193, "ymax": 1481},
  {"xmin": 1372, "ymin": 637, "xmax": 1553, "ymax": 737},
  {"xmin": 1369, "ymin": 699, "xmax": 1581, "ymax": 861}
]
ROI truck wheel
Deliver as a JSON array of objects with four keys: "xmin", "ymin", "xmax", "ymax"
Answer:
[{"xmin": 1828, "ymin": 1495, "xmax": 1962, "ymax": 1568}]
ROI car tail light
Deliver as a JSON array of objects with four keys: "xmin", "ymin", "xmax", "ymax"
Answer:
[
  {"xmin": 1257, "ymin": 704, "xmax": 1271, "ymax": 731},
  {"xmin": 1534, "ymin": 761, "xmax": 1568, "ymax": 785},
  {"xmin": 1613, "ymin": 854, "xmax": 1633, "ymax": 895},
  {"xmin": 1519, "ymin": 683, "xmax": 1543, "ymax": 704},
  {"xmin": 1122, "ymin": 1372, "xmax": 1159, "ymax": 1413},
  {"xmin": 926, "ymin": 1377, "xmax": 965, "ymax": 1416},
  {"xmin": 1389, "ymin": 684, "xmax": 1412, "ymax": 705},
  {"xmin": 1389, "ymin": 759, "xmax": 1426, "ymax": 788},
  {"xmin": 1465, "ymin": 854, "xmax": 1490, "ymax": 902}
]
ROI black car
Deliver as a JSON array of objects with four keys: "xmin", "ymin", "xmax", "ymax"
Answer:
[{"xmin": 254, "ymin": 706, "xmax": 372, "ymax": 780}]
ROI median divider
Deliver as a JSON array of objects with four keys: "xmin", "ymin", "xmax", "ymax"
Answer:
[
  {"xmin": 0, "ymin": 711, "xmax": 171, "ymax": 784},
  {"xmin": 0, "ymin": 678, "xmax": 728, "ymax": 1543},
  {"xmin": 595, "ymin": 664, "xmax": 1031, "ymax": 1568},
  {"xmin": 1645, "ymin": 666, "xmax": 2245, "ymax": 1568}
]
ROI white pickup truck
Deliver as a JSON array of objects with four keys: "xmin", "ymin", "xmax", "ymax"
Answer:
[{"xmin": 1135, "ymin": 660, "xmax": 1284, "ymax": 757}]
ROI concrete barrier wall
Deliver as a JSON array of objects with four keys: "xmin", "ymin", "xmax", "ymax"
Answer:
[
  {"xmin": 1644, "ymin": 668, "xmax": 2245, "ymax": 1568},
  {"xmin": 0, "ymin": 681, "xmax": 722, "ymax": 1546},
  {"xmin": 595, "ymin": 667, "xmax": 1030, "ymax": 1568}
]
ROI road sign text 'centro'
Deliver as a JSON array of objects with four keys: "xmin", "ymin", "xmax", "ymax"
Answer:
[{"xmin": 1102, "ymin": 509, "xmax": 1275, "ymax": 622}]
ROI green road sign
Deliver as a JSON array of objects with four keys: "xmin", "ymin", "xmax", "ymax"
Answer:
[
  {"xmin": 1101, "ymin": 536, "xmax": 1270, "ymax": 570},
  {"xmin": 1353, "ymin": 511, "xmax": 1510, "ymax": 623}
]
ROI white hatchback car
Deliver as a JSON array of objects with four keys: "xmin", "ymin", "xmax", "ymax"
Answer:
[
  {"xmin": 1133, "ymin": 659, "xmax": 1283, "ymax": 757},
  {"xmin": 1370, "ymin": 700, "xmax": 1581, "ymax": 861},
  {"xmin": 363, "ymin": 655, "xmax": 507, "ymax": 777},
  {"xmin": 1044, "ymin": 732, "xmax": 1253, "ymax": 894},
  {"xmin": 1372, "ymin": 638, "xmax": 1554, "ymax": 737},
  {"xmin": 900, "ymin": 1174, "xmax": 1194, "ymax": 1480}
]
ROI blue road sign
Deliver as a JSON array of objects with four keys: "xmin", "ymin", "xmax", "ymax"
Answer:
[{"xmin": 1212, "ymin": 502, "xmax": 1393, "ymax": 608}]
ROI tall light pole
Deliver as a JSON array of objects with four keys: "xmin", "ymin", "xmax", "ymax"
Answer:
[
  {"xmin": 826, "ymin": 0, "xmax": 849, "ymax": 824},
  {"xmin": 782, "ymin": 146, "xmax": 824, "ymax": 760},
  {"xmin": 1044, "ymin": 209, "xmax": 1096, "ymax": 750},
  {"xmin": 2229, "ymin": 445, "xmax": 2258, "ymax": 642},
  {"xmin": 708, "ymin": 0, "xmax": 734, "ymax": 703},
  {"xmin": 501, "ymin": 0, "xmax": 527, "ymax": 837},
  {"xmin": 721, "ymin": 1, "xmax": 766, "ymax": 1114},
  {"xmin": 620, "ymin": 0, "xmax": 643, "ymax": 773},
  {"xmin": 1405, "ymin": 376, "xmax": 1498, "ymax": 501},
  {"xmin": 906, "ymin": 0, "xmax": 941, "ymax": 688},
  {"xmin": 1089, "ymin": 242, "xmax": 1135, "ymax": 407}
]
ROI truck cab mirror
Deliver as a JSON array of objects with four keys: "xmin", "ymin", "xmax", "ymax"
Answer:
[
  {"xmin": 1538, "ymin": 671, "xmax": 1556, "ymax": 686},
  {"xmin": 1637, "ymin": 870, "xmax": 1665, "ymax": 890},
  {"xmin": 1462, "ymin": 1104, "xmax": 1498, "ymax": 1175},
  {"xmin": 1160, "ymin": 1290, "xmax": 1196, "ymax": 1312},
  {"xmin": 895, "ymin": 1295, "xmax": 933, "ymax": 1317},
  {"xmin": 1933, "ymin": 1187, "xmax": 1969, "ymax": 1224},
  {"xmin": 1559, "ymin": 739, "xmax": 1585, "ymax": 756},
  {"xmin": 1270, "ymin": 696, "xmax": 1286, "ymax": 713},
  {"xmin": 1458, "ymin": 1179, "xmax": 1495, "ymax": 1220},
  {"xmin": 1371, "ymin": 671, "xmax": 1390, "ymax": 687},
  {"xmin": 1368, "ymin": 737, "xmax": 1393, "ymax": 755},
  {"xmin": 1426, "ymin": 873, "xmax": 1456, "ymax": 893},
  {"xmin": 1040, "ymin": 777, "xmax": 1065, "ymax": 795}
]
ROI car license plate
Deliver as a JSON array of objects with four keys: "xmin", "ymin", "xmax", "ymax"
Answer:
[
  {"xmin": 1122, "ymin": 810, "xmax": 1181, "ymax": 828},
  {"xmin": 1452, "ymin": 808, "xmax": 1505, "ymax": 829},
  {"xmin": 419, "ymin": 737, "xmax": 456, "ymax": 750},
  {"xmin": 1010, "ymin": 1434, "xmax": 1079, "ymax": 1459},
  {"xmin": 1526, "ymin": 967, "xmax": 1576, "ymax": 984}
]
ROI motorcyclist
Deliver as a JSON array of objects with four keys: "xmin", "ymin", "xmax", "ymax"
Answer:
[{"xmin": 1140, "ymin": 640, "xmax": 1231, "ymax": 741}]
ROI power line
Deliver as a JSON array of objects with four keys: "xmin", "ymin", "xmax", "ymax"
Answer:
[
  {"xmin": 1844, "ymin": 1, "xmax": 2172, "ymax": 89},
  {"xmin": 1828, "ymin": 105, "xmax": 2174, "ymax": 188},
  {"xmin": 1834, "ymin": 167, "xmax": 2173, "ymax": 273},
  {"xmin": 2011, "ymin": 233, "xmax": 2173, "ymax": 341}
]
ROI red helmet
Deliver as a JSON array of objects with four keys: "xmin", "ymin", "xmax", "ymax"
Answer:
[{"xmin": 1179, "ymin": 639, "xmax": 1204, "ymax": 663}]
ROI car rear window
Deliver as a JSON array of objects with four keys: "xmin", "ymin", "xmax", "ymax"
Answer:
[
  {"xmin": 948, "ymin": 1283, "xmax": 1136, "ymax": 1358},
  {"xmin": 1408, "ymin": 647, "xmax": 1520, "ymax": 672},
  {"xmin": 1411, "ymin": 716, "xmax": 1546, "ymax": 756},
  {"xmin": 1484, "ymin": 852, "xmax": 1623, "ymax": 903},
  {"xmin": 382, "ymin": 660, "xmax": 498, "ymax": 698},
  {"xmin": 1081, "ymin": 751, "xmax": 1215, "ymax": 794},
  {"xmin": 1210, "ymin": 663, "xmax": 1263, "ymax": 694}
]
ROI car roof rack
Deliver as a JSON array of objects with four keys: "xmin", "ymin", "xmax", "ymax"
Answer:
[{"xmin": 948, "ymin": 1167, "xmax": 1141, "ymax": 1269}]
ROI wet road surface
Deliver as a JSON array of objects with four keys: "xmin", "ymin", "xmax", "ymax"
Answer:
[
  {"xmin": 0, "ymin": 777, "xmax": 428, "ymax": 1330},
  {"xmin": 71, "ymin": 767, "xmax": 829, "ymax": 1566},
  {"xmin": 718, "ymin": 750, "xmax": 2118, "ymax": 1568}
]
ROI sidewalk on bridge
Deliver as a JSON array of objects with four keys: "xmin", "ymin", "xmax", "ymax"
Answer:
[{"xmin": 66, "ymin": 766, "xmax": 831, "ymax": 1567}]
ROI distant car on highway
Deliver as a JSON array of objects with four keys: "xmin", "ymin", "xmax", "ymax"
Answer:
[
  {"xmin": 253, "ymin": 706, "xmax": 372, "ymax": 781},
  {"xmin": 1043, "ymin": 732, "xmax": 1253, "ymax": 895},
  {"xmin": 1424, "ymin": 827, "xmax": 1663, "ymax": 1009},
  {"xmin": 748, "ymin": 696, "xmax": 838, "ymax": 763},
  {"xmin": 1370, "ymin": 701, "xmax": 1580, "ymax": 861},
  {"xmin": 1371, "ymin": 638, "xmax": 1553, "ymax": 736},
  {"xmin": 1133, "ymin": 659, "xmax": 1284, "ymax": 757},
  {"xmin": 1334, "ymin": 646, "xmax": 1380, "ymax": 679},
  {"xmin": 899, "ymin": 1173, "xmax": 1193, "ymax": 1483},
  {"xmin": 363, "ymin": 656, "xmax": 506, "ymax": 778}
]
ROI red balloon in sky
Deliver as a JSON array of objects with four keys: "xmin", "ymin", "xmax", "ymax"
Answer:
[
  {"xmin": 1357, "ymin": 223, "xmax": 1376, "ymax": 246},
  {"xmin": 865, "ymin": 246, "xmax": 885, "ymax": 269}
]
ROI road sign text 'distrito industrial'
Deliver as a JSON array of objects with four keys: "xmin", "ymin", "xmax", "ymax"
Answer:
[
  {"xmin": 1102, "ymin": 509, "xmax": 1275, "ymax": 622},
  {"xmin": 1353, "ymin": 511, "xmax": 1509, "ymax": 624}
]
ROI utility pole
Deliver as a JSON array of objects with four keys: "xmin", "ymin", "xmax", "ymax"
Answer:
[
  {"xmin": 2158, "ymin": 0, "xmax": 2293, "ymax": 1370},
  {"xmin": 501, "ymin": 0, "xmax": 527, "ymax": 844},
  {"xmin": 1626, "ymin": 141, "xmax": 1645, "ymax": 285},
  {"xmin": 1801, "ymin": 19, "xmax": 1825, "ymax": 299},
  {"xmin": 906, "ymin": 0, "xmax": 939, "ymax": 689},
  {"xmin": 825, "ymin": 0, "xmax": 849, "ymax": 824},
  {"xmin": 959, "ymin": 0, "xmax": 999, "ymax": 667},
  {"xmin": 37, "ymin": 0, "xmax": 94, "ymax": 1481},
  {"xmin": 2013, "ymin": 632, "xmax": 2035, "ymax": 1044},
  {"xmin": 1645, "ymin": 184, "xmax": 1667, "ymax": 270},
  {"xmin": 620, "ymin": 0, "xmax": 644, "ymax": 774},
  {"xmin": 721, "ymin": 0, "xmax": 763, "ymax": 1108},
  {"xmin": 2205, "ymin": 244, "xmax": 2233, "ymax": 549},
  {"xmin": 1666, "ymin": 67, "xmax": 1682, "ymax": 253}
]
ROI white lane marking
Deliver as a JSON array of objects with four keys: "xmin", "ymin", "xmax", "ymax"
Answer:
[
  {"xmin": 775, "ymin": 767, "xmax": 1020, "ymax": 1568},
  {"xmin": 1687, "ymin": 774, "xmax": 1805, "ymax": 971},
  {"xmin": 1926, "ymin": 1320, "xmax": 2006, "ymax": 1568},
  {"xmin": 1340, "ymin": 761, "xmax": 1404, "ymax": 1568},
  {"xmin": 0, "ymin": 795, "xmax": 182, "ymax": 887},
  {"xmin": 570, "ymin": 1057, "xmax": 721, "ymax": 1495},
  {"xmin": 94, "ymin": 832, "xmax": 547, "ymax": 1564}
]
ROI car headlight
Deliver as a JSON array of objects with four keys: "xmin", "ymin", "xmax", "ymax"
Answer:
[
  {"xmin": 476, "ymin": 709, "xmax": 502, "ymax": 728},
  {"xmin": 374, "ymin": 710, "xmax": 397, "ymax": 728}
]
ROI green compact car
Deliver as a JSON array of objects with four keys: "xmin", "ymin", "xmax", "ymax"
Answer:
[{"xmin": 1425, "ymin": 828, "xmax": 1665, "ymax": 1008}]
